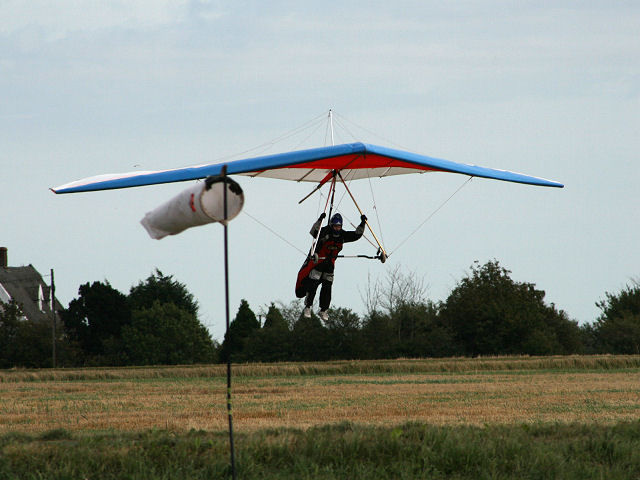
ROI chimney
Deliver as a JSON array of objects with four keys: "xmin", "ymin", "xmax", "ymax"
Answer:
[{"xmin": 0, "ymin": 247, "xmax": 7, "ymax": 268}]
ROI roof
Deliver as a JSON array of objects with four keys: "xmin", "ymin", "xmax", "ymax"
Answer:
[{"xmin": 0, "ymin": 265, "xmax": 63, "ymax": 323}]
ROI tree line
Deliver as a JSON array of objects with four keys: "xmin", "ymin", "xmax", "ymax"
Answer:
[
  {"xmin": 1, "ymin": 261, "xmax": 639, "ymax": 368},
  {"xmin": 1, "ymin": 270, "xmax": 217, "ymax": 368}
]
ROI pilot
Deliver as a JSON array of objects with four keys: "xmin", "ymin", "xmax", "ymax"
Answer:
[{"xmin": 302, "ymin": 212, "xmax": 367, "ymax": 320}]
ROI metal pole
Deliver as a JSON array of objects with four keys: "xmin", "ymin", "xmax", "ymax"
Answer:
[
  {"xmin": 50, "ymin": 268, "xmax": 56, "ymax": 368},
  {"xmin": 328, "ymin": 109, "xmax": 335, "ymax": 146},
  {"xmin": 222, "ymin": 165, "xmax": 237, "ymax": 480}
]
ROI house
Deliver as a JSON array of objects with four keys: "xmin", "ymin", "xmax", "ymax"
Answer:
[{"xmin": 0, "ymin": 247, "xmax": 63, "ymax": 323}]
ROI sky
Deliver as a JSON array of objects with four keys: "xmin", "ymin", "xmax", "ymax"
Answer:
[{"xmin": 2, "ymin": 1, "xmax": 638, "ymax": 341}]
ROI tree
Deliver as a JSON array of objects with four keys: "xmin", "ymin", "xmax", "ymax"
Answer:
[
  {"xmin": 593, "ymin": 280, "xmax": 640, "ymax": 354},
  {"xmin": 124, "ymin": 270, "xmax": 216, "ymax": 365},
  {"xmin": 60, "ymin": 281, "xmax": 131, "ymax": 364},
  {"xmin": 361, "ymin": 310, "xmax": 399, "ymax": 359},
  {"xmin": 272, "ymin": 299, "xmax": 305, "ymax": 331},
  {"xmin": 61, "ymin": 271, "xmax": 210, "ymax": 366},
  {"xmin": 129, "ymin": 269, "xmax": 198, "ymax": 316},
  {"xmin": 291, "ymin": 314, "xmax": 330, "ymax": 361},
  {"xmin": 7, "ymin": 319, "xmax": 53, "ymax": 368},
  {"xmin": 122, "ymin": 302, "xmax": 217, "ymax": 365},
  {"xmin": 219, "ymin": 299, "xmax": 260, "ymax": 362},
  {"xmin": 362, "ymin": 265, "xmax": 431, "ymax": 344},
  {"xmin": 394, "ymin": 301, "xmax": 458, "ymax": 358},
  {"xmin": 243, "ymin": 303, "xmax": 291, "ymax": 362},
  {"xmin": 360, "ymin": 265, "xmax": 456, "ymax": 358},
  {"xmin": 0, "ymin": 300, "xmax": 22, "ymax": 368},
  {"xmin": 323, "ymin": 307, "xmax": 362, "ymax": 359},
  {"xmin": 0, "ymin": 300, "xmax": 73, "ymax": 368},
  {"xmin": 439, "ymin": 260, "xmax": 581, "ymax": 356},
  {"xmin": 263, "ymin": 303, "xmax": 288, "ymax": 330},
  {"xmin": 361, "ymin": 265, "xmax": 428, "ymax": 322}
]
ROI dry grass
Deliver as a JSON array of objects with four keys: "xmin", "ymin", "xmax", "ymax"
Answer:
[
  {"xmin": 2, "ymin": 355, "xmax": 640, "ymax": 383},
  {"xmin": 1, "ymin": 356, "xmax": 639, "ymax": 434}
]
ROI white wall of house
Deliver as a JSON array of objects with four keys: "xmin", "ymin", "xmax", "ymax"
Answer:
[
  {"xmin": 0, "ymin": 282, "xmax": 11, "ymax": 303},
  {"xmin": 37, "ymin": 284, "xmax": 44, "ymax": 311}
]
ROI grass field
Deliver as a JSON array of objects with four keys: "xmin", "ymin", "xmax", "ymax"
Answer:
[{"xmin": 1, "ymin": 355, "xmax": 640, "ymax": 478}]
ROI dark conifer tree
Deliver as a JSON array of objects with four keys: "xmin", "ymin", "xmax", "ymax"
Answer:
[{"xmin": 219, "ymin": 299, "xmax": 260, "ymax": 362}]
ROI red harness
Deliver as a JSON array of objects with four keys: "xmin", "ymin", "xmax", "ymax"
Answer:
[
  {"xmin": 295, "ymin": 231, "xmax": 344, "ymax": 297},
  {"xmin": 314, "ymin": 235, "xmax": 343, "ymax": 265}
]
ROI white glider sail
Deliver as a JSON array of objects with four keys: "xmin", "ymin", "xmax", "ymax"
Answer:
[{"xmin": 52, "ymin": 142, "xmax": 563, "ymax": 194}]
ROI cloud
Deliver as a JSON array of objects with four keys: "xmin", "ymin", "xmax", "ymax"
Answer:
[{"xmin": 0, "ymin": 0, "xmax": 193, "ymax": 40}]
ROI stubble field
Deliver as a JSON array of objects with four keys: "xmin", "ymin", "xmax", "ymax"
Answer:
[{"xmin": 1, "ymin": 356, "xmax": 640, "ymax": 479}]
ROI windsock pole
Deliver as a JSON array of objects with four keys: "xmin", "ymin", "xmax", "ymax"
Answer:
[{"xmin": 222, "ymin": 165, "xmax": 237, "ymax": 480}]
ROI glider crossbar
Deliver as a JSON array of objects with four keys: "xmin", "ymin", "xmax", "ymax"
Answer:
[
  {"xmin": 318, "ymin": 254, "xmax": 385, "ymax": 261},
  {"xmin": 298, "ymin": 170, "xmax": 336, "ymax": 204}
]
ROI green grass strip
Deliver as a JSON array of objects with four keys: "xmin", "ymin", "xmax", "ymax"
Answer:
[{"xmin": 2, "ymin": 422, "xmax": 640, "ymax": 479}]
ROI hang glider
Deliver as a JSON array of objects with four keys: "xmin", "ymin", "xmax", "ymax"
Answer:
[{"xmin": 51, "ymin": 142, "xmax": 563, "ymax": 194}]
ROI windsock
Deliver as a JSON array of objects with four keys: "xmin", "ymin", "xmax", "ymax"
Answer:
[{"xmin": 141, "ymin": 176, "xmax": 244, "ymax": 239}]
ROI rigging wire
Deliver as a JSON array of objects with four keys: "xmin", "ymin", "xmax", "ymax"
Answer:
[
  {"xmin": 291, "ymin": 121, "xmax": 325, "ymax": 151},
  {"xmin": 333, "ymin": 111, "xmax": 411, "ymax": 151},
  {"xmin": 332, "ymin": 166, "xmax": 357, "ymax": 211},
  {"xmin": 344, "ymin": 217, "xmax": 379, "ymax": 251},
  {"xmin": 238, "ymin": 114, "xmax": 326, "ymax": 158},
  {"xmin": 313, "ymin": 159, "xmax": 384, "ymax": 256},
  {"xmin": 337, "ymin": 170, "xmax": 388, "ymax": 260},
  {"xmin": 340, "ymin": 168, "xmax": 384, "ymax": 253},
  {"xmin": 236, "ymin": 110, "xmax": 470, "ymax": 263},
  {"xmin": 366, "ymin": 170, "xmax": 386, "ymax": 249},
  {"xmin": 333, "ymin": 110, "xmax": 474, "ymax": 259},
  {"xmin": 316, "ymin": 189, "xmax": 326, "ymax": 218},
  {"xmin": 331, "ymin": 116, "xmax": 359, "ymax": 142},
  {"xmin": 242, "ymin": 210, "xmax": 308, "ymax": 257},
  {"xmin": 388, "ymin": 177, "xmax": 473, "ymax": 256},
  {"xmin": 198, "ymin": 111, "xmax": 328, "ymax": 168}
]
